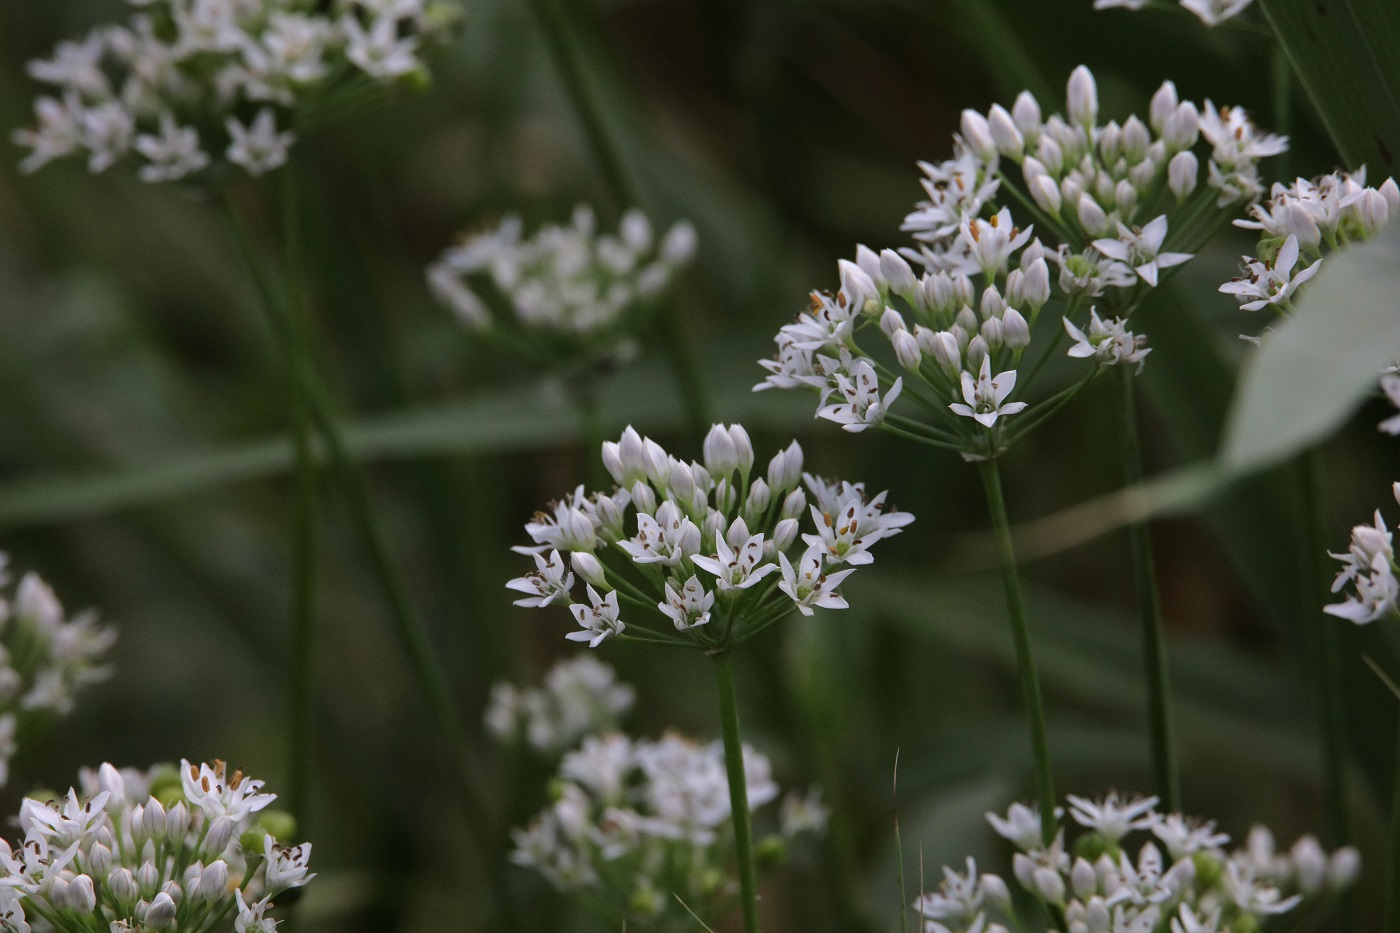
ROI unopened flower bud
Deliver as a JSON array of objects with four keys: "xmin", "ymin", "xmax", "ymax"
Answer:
[
  {"xmin": 838, "ymin": 259, "xmax": 880, "ymax": 312},
  {"xmin": 570, "ymin": 552, "xmax": 606, "ymax": 588},
  {"xmin": 879, "ymin": 249, "xmax": 918, "ymax": 297},
  {"xmin": 1077, "ymin": 194, "xmax": 1110, "ymax": 236},
  {"xmin": 746, "ymin": 478, "xmax": 772, "ymax": 514},
  {"xmin": 1037, "ymin": 135, "xmax": 1065, "ymax": 175},
  {"xmin": 1168, "ymin": 150, "xmax": 1198, "ymax": 200},
  {"xmin": 727, "ymin": 425, "xmax": 754, "ymax": 474},
  {"xmin": 1002, "ymin": 308, "xmax": 1031, "ymax": 350},
  {"xmin": 137, "ymin": 860, "xmax": 160, "ymax": 897},
  {"xmin": 1359, "ymin": 188, "xmax": 1390, "ymax": 236},
  {"xmin": 1381, "ymin": 178, "xmax": 1400, "ymax": 216},
  {"xmin": 955, "ymin": 305, "xmax": 979, "ymax": 334},
  {"xmin": 1150, "ymin": 81, "xmax": 1178, "ymax": 133},
  {"xmin": 69, "ymin": 874, "xmax": 97, "ymax": 912},
  {"xmin": 1114, "ymin": 179, "xmax": 1138, "ymax": 213},
  {"xmin": 1022, "ymin": 258, "xmax": 1051, "ymax": 310},
  {"xmin": 109, "ymin": 868, "xmax": 138, "ymax": 907},
  {"xmin": 1071, "ymin": 858, "xmax": 1097, "ymax": 899},
  {"xmin": 930, "ymin": 330, "xmax": 961, "ymax": 376},
  {"xmin": 143, "ymin": 797, "xmax": 167, "ymax": 840},
  {"xmin": 979, "ymin": 285, "xmax": 1005, "ymax": 320},
  {"xmin": 166, "ymin": 801, "xmax": 190, "ymax": 843},
  {"xmin": 880, "ymin": 307, "xmax": 907, "ymax": 338},
  {"xmin": 198, "ymin": 860, "xmax": 229, "ymax": 902},
  {"xmin": 1163, "ymin": 101, "xmax": 1199, "ymax": 150},
  {"xmin": 893, "ymin": 329, "xmax": 922, "ymax": 371},
  {"xmin": 988, "ymin": 104, "xmax": 1024, "ymax": 159},
  {"xmin": 1287, "ymin": 202, "xmax": 1321, "ymax": 250},
  {"xmin": 854, "ymin": 243, "xmax": 881, "ymax": 282},
  {"xmin": 600, "ymin": 441, "xmax": 625, "ymax": 486},
  {"xmin": 1329, "ymin": 846, "xmax": 1362, "ymax": 889},
  {"xmin": 773, "ymin": 518, "xmax": 800, "ymax": 552},
  {"xmin": 1012, "ymin": 853, "xmax": 1035, "ymax": 889},
  {"xmin": 1129, "ymin": 157, "xmax": 1158, "ymax": 190},
  {"xmin": 966, "ymin": 334, "xmax": 990, "ymax": 369},
  {"xmin": 1067, "ymin": 65, "xmax": 1098, "ymax": 128},
  {"xmin": 1097, "ymin": 121, "xmax": 1122, "ymax": 163},
  {"xmin": 979, "ymin": 873, "xmax": 1012, "ymax": 909},
  {"xmin": 89, "ymin": 842, "xmax": 113, "ymax": 876},
  {"xmin": 146, "ymin": 892, "xmax": 178, "ymax": 928},
  {"xmin": 615, "ymin": 427, "xmax": 646, "ymax": 486},
  {"xmin": 980, "ymin": 316, "xmax": 1004, "ymax": 348},
  {"xmin": 702, "ymin": 507, "xmax": 727, "ymax": 544},
  {"xmin": 1030, "ymin": 174, "xmax": 1062, "ymax": 215},
  {"xmin": 1034, "ymin": 865, "xmax": 1066, "ymax": 903},
  {"xmin": 203, "ymin": 815, "xmax": 235, "ymax": 857},
  {"xmin": 1012, "ymin": 91, "xmax": 1042, "ymax": 134},
  {"xmin": 667, "ymin": 461, "xmax": 695, "ymax": 503},
  {"xmin": 703, "ymin": 425, "xmax": 737, "ymax": 476},
  {"xmin": 766, "ymin": 441, "xmax": 803, "ymax": 493},
  {"xmin": 1060, "ymin": 173, "xmax": 1084, "ymax": 207},
  {"xmin": 960, "ymin": 109, "xmax": 998, "ymax": 162},
  {"xmin": 781, "ymin": 488, "xmax": 807, "ymax": 521}
]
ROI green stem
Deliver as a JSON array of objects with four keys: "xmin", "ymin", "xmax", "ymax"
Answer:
[
  {"xmin": 712, "ymin": 650, "xmax": 761, "ymax": 933},
  {"xmin": 1116, "ymin": 368, "xmax": 1180, "ymax": 811},
  {"xmin": 1388, "ymin": 716, "xmax": 1400, "ymax": 932},
  {"xmin": 574, "ymin": 385, "xmax": 608, "ymax": 490},
  {"xmin": 524, "ymin": 0, "xmax": 711, "ymax": 433},
  {"xmin": 977, "ymin": 458, "xmax": 1057, "ymax": 843},
  {"xmin": 1297, "ymin": 449, "xmax": 1351, "ymax": 847},
  {"xmin": 279, "ymin": 169, "xmax": 320, "ymax": 833}
]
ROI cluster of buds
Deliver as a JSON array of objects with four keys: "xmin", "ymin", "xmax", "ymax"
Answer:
[
  {"xmin": 756, "ymin": 66, "xmax": 1282, "ymax": 459},
  {"xmin": 484, "ymin": 654, "xmax": 636, "ymax": 755},
  {"xmin": 918, "ymin": 793, "xmax": 1358, "ymax": 933},
  {"xmin": 0, "ymin": 555, "xmax": 115, "ymax": 788},
  {"xmin": 0, "ymin": 760, "xmax": 313, "ymax": 932},
  {"xmin": 13, "ymin": 0, "xmax": 456, "ymax": 181},
  {"xmin": 1324, "ymin": 482, "xmax": 1400, "ymax": 625},
  {"xmin": 507, "ymin": 424, "xmax": 912, "ymax": 648},
  {"xmin": 511, "ymin": 729, "xmax": 825, "ymax": 931},
  {"xmin": 427, "ymin": 206, "xmax": 698, "ymax": 370},
  {"xmin": 1093, "ymin": 0, "xmax": 1254, "ymax": 28}
]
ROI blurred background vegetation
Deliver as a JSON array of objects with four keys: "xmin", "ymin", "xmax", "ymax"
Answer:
[{"xmin": 0, "ymin": 0, "xmax": 1396, "ymax": 929}]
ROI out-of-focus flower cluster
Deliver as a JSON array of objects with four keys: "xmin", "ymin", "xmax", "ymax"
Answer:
[
  {"xmin": 511, "ymin": 728, "xmax": 825, "ymax": 931},
  {"xmin": 0, "ymin": 759, "xmax": 313, "ymax": 932},
  {"xmin": 756, "ymin": 66, "xmax": 1283, "ymax": 459},
  {"xmin": 508, "ymin": 424, "xmax": 912, "ymax": 648},
  {"xmin": 1093, "ymin": 0, "xmax": 1254, "ymax": 28},
  {"xmin": 918, "ymin": 793, "xmax": 1358, "ymax": 933},
  {"xmin": 428, "ymin": 206, "xmax": 698, "ymax": 370},
  {"xmin": 1325, "ymin": 482, "xmax": 1400, "ymax": 625},
  {"xmin": 13, "ymin": 0, "xmax": 456, "ymax": 181},
  {"xmin": 485, "ymin": 654, "xmax": 636, "ymax": 755},
  {"xmin": 0, "ymin": 555, "xmax": 115, "ymax": 788}
]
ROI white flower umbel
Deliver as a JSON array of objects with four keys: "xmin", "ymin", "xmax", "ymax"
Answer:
[
  {"xmin": 0, "ymin": 759, "xmax": 313, "ymax": 932},
  {"xmin": 509, "ymin": 425, "xmax": 911, "ymax": 649},
  {"xmin": 0, "ymin": 557, "xmax": 115, "ymax": 788},
  {"xmin": 13, "ymin": 0, "xmax": 454, "ymax": 181},
  {"xmin": 511, "ymin": 729, "xmax": 821, "ymax": 929},
  {"xmin": 484, "ymin": 654, "xmax": 636, "ymax": 755},
  {"xmin": 1325, "ymin": 484, "xmax": 1400, "ymax": 624},
  {"xmin": 920, "ymin": 794, "xmax": 1356, "ymax": 933},
  {"xmin": 427, "ymin": 206, "xmax": 698, "ymax": 370}
]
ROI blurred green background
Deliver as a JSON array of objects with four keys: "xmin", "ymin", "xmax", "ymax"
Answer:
[{"xmin": 0, "ymin": 0, "xmax": 1396, "ymax": 929}]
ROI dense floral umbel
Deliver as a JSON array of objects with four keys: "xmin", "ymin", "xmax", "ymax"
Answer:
[
  {"xmin": 0, "ymin": 760, "xmax": 312, "ymax": 932},
  {"xmin": 485, "ymin": 654, "xmax": 636, "ymax": 755},
  {"xmin": 511, "ymin": 730, "xmax": 825, "ymax": 931},
  {"xmin": 427, "ymin": 206, "xmax": 698, "ymax": 369},
  {"xmin": 13, "ymin": 0, "xmax": 455, "ymax": 181},
  {"xmin": 0, "ymin": 555, "xmax": 115, "ymax": 788},
  {"xmin": 756, "ymin": 66, "xmax": 1283, "ymax": 459},
  {"xmin": 508, "ymin": 425, "xmax": 912, "ymax": 648},
  {"xmin": 918, "ymin": 793, "xmax": 1358, "ymax": 933}
]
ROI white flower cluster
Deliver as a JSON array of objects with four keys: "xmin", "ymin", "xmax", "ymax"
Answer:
[
  {"xmin": 511, "ymin": 730, "xmax": 824, "ymax": 929},
  {"xmin": 0, "ymin": 555, "xmax": 115, "ymax": 788},
  {"xmin": 427, "ymin": 206, "xmax": 698, "ymax": 365},
  {"xmin": 14, "ymin": 0, "xmax": 453, "ymax": 181},
  {"xmin": 758, "ymin": 66, "xmax": 1280, "ymax": 457},
  {"xmin": 1093, "ymin": 0, "xmax": 1254, "ymax": 27},
  {"xmin": 484, "ymin": 654, "xmax": 636, "ymax": 755},
  {"xmin": 1325, "ymin": 482, "xmax": 1400, "ymax": 625},
  {"xmin": 1221, "ymin": 167, "xmax": 1398, "ymax": 315},
  {"xmin": 508, "ymin": 424, "xmax": 912, "ymax": 648},
  {"xmin": 0, "ymin": 759, "xmax": 313, "ymax": 932},
  {"xmin": 918, "ymin": 793, "xmax": 1358, "ymax": 933}
]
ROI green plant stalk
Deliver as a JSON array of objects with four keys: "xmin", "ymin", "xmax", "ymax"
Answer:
[
  {"xmin": 1296, "ymin": 449, "xmax": 1351, "ymax": 847},
  {"xmin": 1389, "ymin": 716, "xmax": 1400, "ymax": 933},
  {"xmin": 977, "ymin": 458, "xmax": 1057, "ymax": 843},
  {"xmin": 1117, "ymin": 369, "xmax": 1180, "ymax": 811},
  {"xmin": 712, "ymin": 650, "xmax": 761, "ymax": 933},
  {"xmin": 574, "ymin": 384, "xmax": 608, "ymax": 490},
  {"xmin": 524, "ymin": 0, "xmax": 711, "ymax": 433},
  {"xmin": 279, "ymin": 169, "xmax": 320, "ymax": 831}
]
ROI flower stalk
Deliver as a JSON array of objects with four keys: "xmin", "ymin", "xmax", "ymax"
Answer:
[
  {"xmin": 712, "ymin": 649, "xmax": 761, "ymax": 933},
  {"xmin": 1117, "ymin": 366, "xmax": 1180, "ymax": 811},
  {"xmin": 977, "ymin": 458, "xmax": 1056, "ymax": 843},
  {"xmin": 1389, "ymin": 716, "xmax": 1400, "ymax": 933}
]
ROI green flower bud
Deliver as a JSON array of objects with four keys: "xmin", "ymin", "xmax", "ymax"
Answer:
[
  {"xmin": 257, "ymin": 810, "xmax": 298, "ymax": 843},
  {"xmin": 755, "ymin": 835, "xmax": 787, "ymax": 872},
  {"xmin": 239, "ymin": 827, "xmax": 270, "ymax": 856},
  {"xmin": 1073, "ymin": 832, "xmax": 1111, "ymax": 863},
  {"xmin": 147, "ymin": 765, "xmax": 184, "ymax": 804},
  {"xmin": 628, "ymin": 883, "xmax": 664, "ymax": 917}
]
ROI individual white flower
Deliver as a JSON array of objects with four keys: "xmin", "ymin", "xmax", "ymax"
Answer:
[
  {"xmin": 692, "ymin": 530, "xmax": 778, "ymax": 591},
  {"xmin": 1219, "ymin": 235, "xmax": 1322, "ymax": 312},
  {"xmin": 1063, "ymin": 310, "xmax": 1150, "ymax": 371},
  {"xmin": 235, "ymin": 890, "xmax": 278, "ymax": 933},
  {"xmin": 987, "ymin": 802, "xmax": 1052, "ymax": 852},
  {"xmin": 1152, "ymin": 813, "xmax": 1230, "ymax": 860},
  {"xmin": 1091, "ymin": 216, "xmax": 1193, "ymax": 287},
  {"xmin": 902, "ymin": 147, "xmax": 1002, "ymax": 244},
  {"xmin": 777, "ymin": 543, "xmax": 854, "ymax": 616},
  {"xmin": 817, "ymin": 361, "xmax": 902, "ymax": 433},
  {"xmin": 566, "ymin": 587, "xmax": 623, "ymax": 647},
  {"xmin": 618, "ymin": 501, "xmax": 701, "ymax": 568},
  {"xmin": 1067, "ymin": 792, "xmax": 1158, "ymax": 843},
  {"xmin": 1325, "ymin": 502, "xmax": 1400, "ymax": 624},
  {"xmin": 949, "ymin": 356, "xmax": 1027, "ymax": 428},
  {"xmin": 225, "ymin": 108, "xmax": 294, "ymax": 176},
  {"xmin": 133, "ymin": 114, "xmax": 210, "ymax": 183},
  {"xmin": 659, "ymin": 576, "xmax": 715, "ymax": 631},
  {"xmin": 1180, "ymin": 0, "xmax": 1254, "ymax": 26},
  {"xmin": 506, "ymin": 549, "xmax": 575, "ymax": 608},
  {"xmin": 780, "ymin": 787, "xmax": 830, "ymax": 837},
  {"xmin": 12, "ymin": 94, "xmax": 86, "ymax": 174},
  {"xmin": 341, "ymin": 12, "xmax": 420, "ymax": 79}
]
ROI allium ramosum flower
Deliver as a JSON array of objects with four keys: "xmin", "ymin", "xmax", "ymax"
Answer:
[
  {"xmin": 918, "ymin": 794, "xmax": 1357, "ymax": 933},
  {"xmin": 509, "ymin": 425, "xmax": 912, "ymax": 648},
  {"xmin": 0, "ymin": 759, "xmax": 313, "ymax": 932},
  {"xmin": 0, "ymin": 555, "xmax": 115, "ymax": 788},
  {"xmin": 13, "ymin": 0, "xmax": 456, "ymax": 180},
  {"xmin": 485, "ymin": 654, "xmax": 636, "ymax": 755},
  {"xmin": 1325, "ymin": 483, "xmax": 1400, "ymax": 624}
]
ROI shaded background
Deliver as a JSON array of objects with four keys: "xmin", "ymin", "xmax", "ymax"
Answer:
[{"xmin": 0, "ymin": 0, "xmax": 1395, "ymax": 928}]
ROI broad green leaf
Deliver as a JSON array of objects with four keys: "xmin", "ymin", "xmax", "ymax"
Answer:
[
  {"xmin": 1221, "ymin": 222, "xmax": 1400, "ymax": 473},
  {"xmin": 1258, "ymin": 0, "xmax": 1400, "ymax": 173}
]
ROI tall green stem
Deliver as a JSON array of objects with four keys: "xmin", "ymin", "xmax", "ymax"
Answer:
[
  {"xmin": 977, "ymin": 459, "xmax": 1057, "ymax": 843},
  {"xmin": 574, "ymin": 385, "xmax": 607, "ymax": 490},
  {"xmin": 1296, "ymin": 449, "xmax": 1350, "ymax": 846},
  {"xmin": 279, "ymin": 170, "xmax": 320, "ymax": 830},
  {"xmin": 712, "ymin": 650, "xmax": 761, "ymax": 933},
  {"xmin": 1388, "ymin": 717, "xmax": 1400, "ymax": 932},
  {"xmin": 1116, "ymin": 369, "xmax": 1180, "ymax": 811},
  {"xmin": 524, "ymin": 0, "xmax": 711, "ymax": 433}
]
